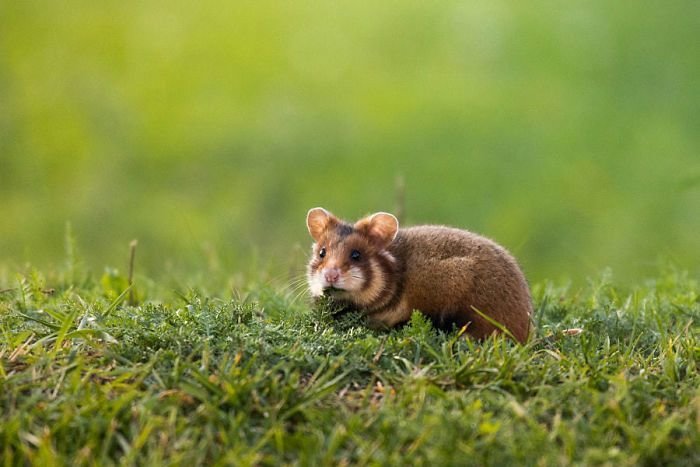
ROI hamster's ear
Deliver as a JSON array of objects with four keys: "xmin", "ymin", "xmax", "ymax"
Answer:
[
  {"xmin": 355, "ymin": 212, "xmax": 399, "ymax": 247},
  {"xmin": 306, "ymin": 207, "xmax": 337, "ymax": 242}
]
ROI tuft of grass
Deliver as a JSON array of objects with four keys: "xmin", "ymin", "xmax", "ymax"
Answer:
[{"xmin": 0, "ymin": 267, "xmax": 698, "ymax": 465}]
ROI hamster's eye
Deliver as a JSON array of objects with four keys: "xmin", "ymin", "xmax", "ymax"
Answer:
[
  {"xmin": 350, "ymin": 249, "xmax": 361, "ymax": 261},
  {"xmin": 319, "ymin": 247, "xmax": 326, "ymax": 258}
]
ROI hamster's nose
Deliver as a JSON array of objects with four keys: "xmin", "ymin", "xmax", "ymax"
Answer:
[{"xmin": 324, "ymin": 268, "xmax": 341, "ymax": 284}]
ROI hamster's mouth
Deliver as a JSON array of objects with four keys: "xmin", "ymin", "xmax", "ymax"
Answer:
[{"xmin": 323, "ymin": 286, "xmax": 345, "ymax": 296}]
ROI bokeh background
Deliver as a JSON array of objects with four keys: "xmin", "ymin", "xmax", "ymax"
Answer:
[{"xmin": 1, "ymin": 0, "xmax": 699, "ymax": 285}]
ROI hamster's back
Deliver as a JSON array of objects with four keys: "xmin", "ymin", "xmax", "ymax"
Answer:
[{"xmin": 390, "ymin": 226, "xmax": 532, "ymax": 342}]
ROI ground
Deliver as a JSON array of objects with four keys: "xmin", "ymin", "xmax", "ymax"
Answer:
[{"xmin": 1, "ymin": 267, "xmax": 698, "ymax": 465}]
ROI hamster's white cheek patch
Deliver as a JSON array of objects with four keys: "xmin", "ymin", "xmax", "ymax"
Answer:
[
  {"xmin": 343, "ymin": 266, "xmax": 365, "ymax": 291},
  {"xmin": 308, "ymin": 273, "xmax": 325, "ymax": 297},
  {"xmin": 356, "ymin": 259, "xmax": 385, "ymax": 305}
]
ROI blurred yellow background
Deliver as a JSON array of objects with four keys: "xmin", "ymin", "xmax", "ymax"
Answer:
[{"xmin": 1, "ymin": 0, "xmax": 698, "ymax": 283}]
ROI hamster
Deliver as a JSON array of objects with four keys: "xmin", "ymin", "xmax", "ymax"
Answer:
[{"xmin": 306, "ymin": 207, "xmax": 532, "ymax": 343}]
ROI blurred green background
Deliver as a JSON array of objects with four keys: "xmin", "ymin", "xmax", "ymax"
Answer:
[{"xmin": 1, "ymin": 0, "xmax": 699, "ymax": 284}]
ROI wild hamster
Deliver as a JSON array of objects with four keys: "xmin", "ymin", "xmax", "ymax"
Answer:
[{"xmin": 306, "ymin": 207, "xmax": 532, "ymax": 343}]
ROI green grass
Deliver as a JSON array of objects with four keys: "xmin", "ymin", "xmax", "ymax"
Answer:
[{"xmin": 1, "ymin": 265, "xmax": 698, "ymax": 466}]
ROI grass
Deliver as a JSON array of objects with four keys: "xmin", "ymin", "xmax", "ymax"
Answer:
[{"xmin": 0, "ymin": 265, "xmax": 698, "ymax": 466}]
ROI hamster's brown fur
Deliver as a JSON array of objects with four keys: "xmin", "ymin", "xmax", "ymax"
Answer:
[{"xmin": 306, "ymin": 208, "xmax": 532, "ymax": 343}]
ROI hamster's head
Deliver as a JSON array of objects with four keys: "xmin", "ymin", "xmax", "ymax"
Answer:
[{"xmin": 306, "ymin": 207, "xmax": 399, "ymax": 307}]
